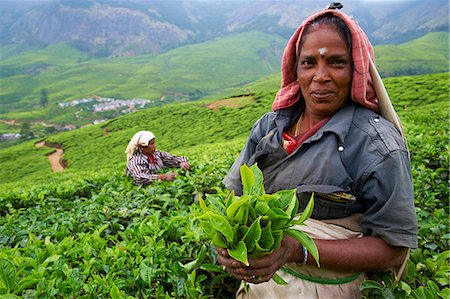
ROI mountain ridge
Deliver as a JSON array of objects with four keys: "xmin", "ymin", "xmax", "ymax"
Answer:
[{"xmin": 1, "ymin": 0, "xmax": 448, "ymax": 58}]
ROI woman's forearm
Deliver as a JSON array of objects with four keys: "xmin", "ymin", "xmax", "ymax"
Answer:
[{"xmin": 308, "ymin": 236, "xmax": 408, "ymax": 272}]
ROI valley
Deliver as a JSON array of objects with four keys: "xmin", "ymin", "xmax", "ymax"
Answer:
[{"xmin": 0, "ymin": 31, "xmax": 448, "ymax": 143}]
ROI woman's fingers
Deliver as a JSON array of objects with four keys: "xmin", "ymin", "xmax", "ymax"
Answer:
[
  {"xmin": 180, "ymin": 162, "xmax": 191, "ymax": 170},
  {"xmin": 216, "ymin": 237, "xmax": 295, "ymax": 283}
]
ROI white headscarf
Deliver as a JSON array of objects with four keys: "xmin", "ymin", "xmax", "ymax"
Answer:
[{"xmin": 125, "ymin": 130, "xmax": 155, "ymax": 163}]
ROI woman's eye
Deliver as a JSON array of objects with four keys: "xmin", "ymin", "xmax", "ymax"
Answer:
[
  {"xmin": 332, "ymin": 59, "xmax": 348, "ymax": 65},
  {"xmin": 300, "ymin": 59, "xmax": 314, "ymax": 65}
]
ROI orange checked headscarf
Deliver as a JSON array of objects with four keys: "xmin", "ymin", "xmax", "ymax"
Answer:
[
  {"xmin": 272, "ymin": 8, "xmax": 407, "ymax": 148},
  {"xmin": 273, "ymin": 9, "xmax": 378, "ymax": 112}
]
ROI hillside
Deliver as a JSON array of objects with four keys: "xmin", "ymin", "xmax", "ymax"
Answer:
[
  {"xmin": 0, "ymin": 71, "xmax": 448, "ymax": 186},
  {"xmin": 0, "ymin": 31, "xmax": 285, "ymax": 131},
  {"xmin": 374, "ymin": 32, "xmax": 450, "ymax": 76},
  {"xmin": 0, "ymin": 31, "xmax": 448, "ymax": 143},
  {"xmin": 0, "ymin": 72, "xmax": 447, "ymax": 298}
]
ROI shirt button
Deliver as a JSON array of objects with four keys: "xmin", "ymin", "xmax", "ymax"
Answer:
[
  {"xmin": 374, "ymin": 117, "xmax": 380, "ymax": 122},
  {"xmin": 338, "ymin": 146, "xmax": 344, "ymax": 152}
]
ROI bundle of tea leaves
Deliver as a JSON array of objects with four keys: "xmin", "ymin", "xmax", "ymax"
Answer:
[{"xmin": 196, "ymin": 163, "xmax": 318, "ymax": 284}]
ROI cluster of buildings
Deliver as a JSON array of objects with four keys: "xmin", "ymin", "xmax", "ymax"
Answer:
[
  {"xmin": 1, "ymin": 96, "xmax": 154, "ymax": 142},
  {"xmin": 58, "ymin": 96, "xmax": 153, "ymax": 112},
  {"xmin": 0, "ymin": 133, "xmax": 21, "ymax": 141}
]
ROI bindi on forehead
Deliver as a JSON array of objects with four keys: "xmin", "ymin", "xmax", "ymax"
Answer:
[{"xmin": 318, "ymin": 47, "xmax": 327, "ymax": 57}]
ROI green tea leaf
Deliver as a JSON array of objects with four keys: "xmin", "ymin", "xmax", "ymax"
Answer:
[
  {"xmin": 271, "ymin": 216, "xmax": 291, "ymax": 231},
  {"xmin": 251, "ymin": 242, "xmax": 272, "ymax": 257},
  {"xmin": 360, "ymin": 280, "xmax": 384, "ymax": 291},
  {"xmin": 254, "ymin": 200, "xmax": 271, "ymax": 216},
  {"xmin": 285, "ymin": 228, "xmax": 319, "ymax": 267},
  {"xmin": 180, "ymin": 260, "xmax": 197, "ymax": 274},
  {"xmin": 212, "ymin": 232, "xmax": 228, "ymax": 248},
  {"xmin": 0, "ymin": 294, "xmax": 21, "ymax": 298},
  {"xmin": 270, "ymin": 189, "xmax": 294, "ymax": 210},
  {"xmin": 262, "ymin": 193, "xmax": 279, "ymax": 204},
  {"xmin": 42, "ymin": 254, "xmax": 61, "ymax": 267},
  {"xmin": 272, "ymin": 273, "xmax": 288, "ymax": 285},
  {"xmin": 250, "ymin": 163, "xmax": 265, "ymax": 196},
  {"xmin": 228, "ymin": 241, "xmax": 249, "ymax": 266},
  {"xmin": 13, "ymin": 277, "xmax": 41, "ymax": 295},
  {"xmin": 110, "ymin": 284, "xmax": 124, "ymax": 299},
  {"xmin": 243, "ymin": 217, "xmax": 263, "ymax": 252},
  {"xmin": 232, "ymin": 224, "xmax": 241, "ymax": 243},
  {"xmin": 0, "ymin": 258, "xmax": 16, "ymax": 295},
  {"xmin": 225, "ymin": 190, "xmax": 235, "ymax": 208},
  {"xmin": 248, "ymin": 203, "xmax": 257, "ymax": 222},
  {"xmin": 198, "ymin": 212, "xmax": 234, "ymax": 243},
  {"xmin": 297, "ymin": 193, "xmax": 314, "ymax": 223},
  {"xmin": 240, "ymin": 164, "xmax": 255, "ymax": 195},
  {"xmin": 258, "ymin": 221, "xmax": 275, "ymax": 251},
  {"xmin": 139, "ymin": 260, "xmax": 154, "ymax": 284},
  {"xmin": 233, "ymin": 204, "xmax": 249, "ymax": 225},
  {"xmin": 198, "ymin": 196, "xmax": 209, "ymax": 212},
  {"xmin": 226, "ymin": 195, "xmax": 250, "ymax": 220},
  {"xmin": 284, "ymin": 190, "xmax": 299, "ymax": 218},
  {"xmin": 271, "ymin": 230, "xmax": 283, "ymax": 252},
  {"xmin": 206, "ymin": 195, "xmax": 227, "ymax": 214},
  {"xmin": 426, "ymin": 280, "xmax": 440, "ymax": 295},
  {"xmin": 200, "ymin": 264, "xmax": 226, "ymax": 273},
  {"xmin": 438, "ymin": 288, "xmax": 450, "ymax": 299},
  {"xmin": 435, "ymin": 250, "xmax": 450, "ymax": 265}
]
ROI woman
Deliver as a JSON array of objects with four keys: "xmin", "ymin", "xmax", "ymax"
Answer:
[
  {"xmin": 125, "ymin": 130, "xmax": 190, "ymax": 185},
  {"xmin": 219, "ymin": 6, "xmax": 418, "ymax": 299}
]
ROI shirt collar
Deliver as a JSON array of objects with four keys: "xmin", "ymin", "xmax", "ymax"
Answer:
[
  {"xmin": 275, "ymin": 102, "xmax": 355, "ymax": 144},
  {"xmin": 318, "ymin": 103, "xmax": 355, "ymax": 144}
]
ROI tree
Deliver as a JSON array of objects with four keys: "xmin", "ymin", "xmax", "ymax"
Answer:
[
  {"xmin": 20, "ymin": 122, "xmax": 34, "ymax": 140},
  {"xmin": 40, "ymin": 88, "xmax": 48, "ymax": 107}
]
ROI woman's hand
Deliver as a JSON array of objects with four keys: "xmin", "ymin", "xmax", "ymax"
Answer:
[
  {"xmin": 158, "ymin": 172, "xmax": 178, "ymax": 181},
  {"xmin": 216, "ymin": 235, "xmax": 302, "ymax": 284},
  {"xmin": 179, "ymin": 162, "xmax": 191, "ymax": 171}
]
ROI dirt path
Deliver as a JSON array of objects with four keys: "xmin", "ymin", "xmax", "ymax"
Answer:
[{"xmin": 35, "ymin": 141, "xmax": 65, "ymax": 172}]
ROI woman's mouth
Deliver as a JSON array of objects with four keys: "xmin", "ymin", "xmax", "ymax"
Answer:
[{"xmin": 311, "ymin": 91, "xmax": 335, "ymax": 100}]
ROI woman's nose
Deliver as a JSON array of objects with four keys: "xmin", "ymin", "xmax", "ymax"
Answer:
[{"xmin": 313, "ymin": 64, "xmax": 330, "ymax": 82}]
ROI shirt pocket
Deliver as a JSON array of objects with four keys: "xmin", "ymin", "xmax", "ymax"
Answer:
[{"xmin": 297, "ymin": 187, "xmax": 363, "ymax": 220}]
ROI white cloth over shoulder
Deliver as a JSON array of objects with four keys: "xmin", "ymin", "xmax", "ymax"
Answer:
[
  {"xmin": 237, "ymin": 218, "xmax": 366, "ymax": 299},
  {"xmin": 125, "ymin": 131, "xmax": 155, "ymax": 163}
]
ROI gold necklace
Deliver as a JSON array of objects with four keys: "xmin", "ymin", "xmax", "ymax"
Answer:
[{"xmin": 293, "ymin": 113, "xmax": 304, "ymax": 136}]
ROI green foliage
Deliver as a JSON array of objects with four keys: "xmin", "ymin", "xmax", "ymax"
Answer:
[
  {"xmin": 0, "ymin": 31, "xmax": 285, "ymax": 123},
  {"xmin": 0, "ymin": 159, "xmax": 240, "ymax": 298},
  {"xmin": 196, "ymin": 164, "xmax": 317, "ymax": 272},
  {"xmin": 375, "ymin": 32, "xmax": 449, "ymax": 77},
  {"xmin": 1, "ymin": 32, "xmax": 448, "ymax": 138},
  {"xmin": 0, "ymin": 72, "xmax": 448, "ymax": 297}
]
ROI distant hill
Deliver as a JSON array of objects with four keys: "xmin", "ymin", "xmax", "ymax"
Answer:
[
  {"xmin": 1, "ymin": 0, "xmax": 448, "ymax": 58},
  {"xmin": 0, "ymin": 30, "xmax": 448, "ymax": 141},
  {"xmin": 374, "ymin": 32, "xmax": 450, "ymax": 76},
  {"xmin": 0, "ymin": 31, "xmax": 285, "ymax": 119}
]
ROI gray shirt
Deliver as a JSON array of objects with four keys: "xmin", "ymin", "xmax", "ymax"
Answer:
[{"xmin": 223, "ymin": 102, "xmax": 418, "ymax": 248}]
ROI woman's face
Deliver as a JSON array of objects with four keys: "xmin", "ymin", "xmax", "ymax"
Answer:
[
  {"xmin": 297, "ymin": 24, "xmax": 352, "ymax": 118},
  {"xmin": 142, "ymin": 139, "xmax": 156, "ymax": 155}
]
